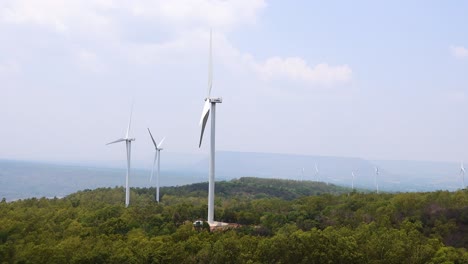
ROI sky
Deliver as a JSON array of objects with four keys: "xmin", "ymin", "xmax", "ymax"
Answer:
[{"xmin": 1, "ymin": 0, "xmax": 467, "ymax": 166}]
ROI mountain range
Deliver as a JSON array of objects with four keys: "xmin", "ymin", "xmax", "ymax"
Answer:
[{"xmin": 0, "ymin": 151, "xmax": 464, "ymax": 200}]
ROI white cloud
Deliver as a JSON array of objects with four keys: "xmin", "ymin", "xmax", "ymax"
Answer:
[
  {"xmin": 127, "ymin": 32, "xmax": 353, "ymax": 87},
  {"xmin": 253, "ymin": 57, "xmax": 352, "ymax": 85},
  {"xmin": 122, "ymin": 30, "xmax": 207, "ymax": 65},
  {"xmin": 0, "ymin": 0, "xmax": 112, "ymax": 33},
  {"xmin": 0, "ymin": 0, "xmax": 266, "ymax": 34},
  {"xmin": 1, "ymin": 0, "xmax": 351, "ymax": 88},
  {"xmin": 130, "ymin": 0, "xmax": 266, "ymax": 30},
  {"xmin": 450, "ymin": 45, "xmax": 468, "ymax": 59}
]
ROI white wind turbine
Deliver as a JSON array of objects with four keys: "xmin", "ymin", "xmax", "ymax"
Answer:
[
  {"xmin": 314, "ymin": 163, "xmax": 319, "ymax": 182},
  {"xmin": 106, "ymin": 105, "xmax": 135, "ymax": 207},
  {"xmin": 460, "ymin": 162, "xmax": 465, "ymax": 189},
  {"xmin": 199, "ymin": 30, "xmax": 222, "ymax": 225},
  {"xmin": 148, "ymin": 128, "xmax": 165, "ymax": 203},
  {"xmin": 351, "ymin": 171, "xmax": 356, "ymax": 190},
  {"xmin": 374, "ymin": 166, "xmax": 380, "ymax": 194}
]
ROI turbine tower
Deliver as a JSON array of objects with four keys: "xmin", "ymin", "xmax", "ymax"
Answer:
[
  {"xmin": 199, "ymin": 30, "xmax": 222, "ymax": 224},
  {"xmin": 351, "ymin": 171, "xmax": 355, "ymax": 190},
  {"xmin": 461, "ymin": 162, "xmax": 465, "ymax": 189},
  {"xmin": 314, "ymin": 163, "xmax": 319, "ymax": 182},
  {"xmin": 148, "ymin": 128, "xmax": 165, "ymax": 203},
  {"xmin": 374, "ymin": 166, "xmax": 380, "ymax": 194},
  {"xmin": 106, "ymin": 105, "xmax": 135, "ymax": 207}
]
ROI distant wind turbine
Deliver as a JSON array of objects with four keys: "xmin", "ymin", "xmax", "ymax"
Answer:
[
  {"xmin": 148, "ymin": 128, "xmax": 165, "ymax": 203},
  {"xmin": 374, "ymin": 166, "xmax": 380, "ymax": 194},
  {"xmin": 301, "ymin": 167, "xmax": 305, "ymax": 181},
  {"xmin": 351, "ymin": 171, "xmax": 356, "ymax": 190},
  {"xmin": 106, "ymin": 104, "xmax": 135, "ymax": 207},
  {"xmin": 199, "ymin": 30, "xmax": 222, "ymax": 225},
  {"xmin": 461, "ymin": 162, "xmax": 465, "ymax": 189},
  {"xmin": 314, "ymin": 163, "xmax": 319, "ymax": 182}
]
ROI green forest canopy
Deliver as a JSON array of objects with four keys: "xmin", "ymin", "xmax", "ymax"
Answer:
[{"xmin": 0, "ymin": 177, "xmax": 467, "ymax": 263}]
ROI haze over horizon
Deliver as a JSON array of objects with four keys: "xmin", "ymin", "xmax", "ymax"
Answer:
[{"xmin": 1, "ymin": 1, "xmax": 467, "ymax": 165}]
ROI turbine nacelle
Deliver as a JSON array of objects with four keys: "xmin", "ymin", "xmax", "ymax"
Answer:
[
  {"xmin": 106, "ymin": 137, "xmax": 135, "ymax": 145},
  {"xmin": 206, "ymin": 97, "xmax": 223, "ymax": 103},
  {"xmin": 147, "ymin": 128, "xmax": 165, "ymax": 150}
]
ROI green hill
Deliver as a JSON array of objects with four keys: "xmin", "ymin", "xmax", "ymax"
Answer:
[
  {"xmin": 161, "ymin": 177, "xmax": 352, "ymax": 200},
  {"xmin": 0, "ymin": 177, "xmax": 467, "ymax": 263}
]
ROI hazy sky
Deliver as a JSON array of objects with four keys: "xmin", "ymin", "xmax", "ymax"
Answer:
[{"xmin": 1, "ymin": 0, "xmax": 467, "ymax": 165}]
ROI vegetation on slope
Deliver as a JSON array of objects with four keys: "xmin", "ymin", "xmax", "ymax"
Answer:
[
  {"xmin": 0, "ymin": 177, "xmax": 467, "ymax": 263},
  {"xmin": 163, "ymin": 177, "xmax": 352, "ymax": 200}
]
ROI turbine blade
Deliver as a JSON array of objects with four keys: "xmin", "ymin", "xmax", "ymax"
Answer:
[
  {"xmin": 157, "ymin": 137, "xmax": 166, "ymax": 149},
  {"xmin": 147, "ymin": 128, "xmax": 157, "ymax": 148},
  {"xmin": 126, "ymin": 102, "xmax": 134, "ymax": 139},
  {"xmin": 207, "ymin": 29, "xmax": 212, "ymax": 98},
  {"xmin": 199, "ymin": 100, "xmax": 210, "ymax": 126},
  {"xmin": 198, "ymin": 101, "xmax": 210, "ymax": 148},
  {"xmin": 106, "ymin": 138, "xmax": 126, "ymax": 145},
  {"xmin": 150, "ymin": 151, "xmax": 158, "ymax": 182},
  {"xmin": 461, "ymin": 163, "xmax": 465, "ymax": 173}
]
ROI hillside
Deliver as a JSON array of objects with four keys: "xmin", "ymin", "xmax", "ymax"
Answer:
[
  {"xmin": 0, "ymin": 178, "xmax": 467, "ymax": 263},
  {"xmin": 162, "ymin": 177, "xmax": 352, "ymax": 200}
]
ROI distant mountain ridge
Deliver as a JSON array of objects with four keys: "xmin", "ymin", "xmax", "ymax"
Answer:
[
  {"xmin": 190, "ymin": 151, "xmax": 463, "ymax": 192},
  {"xmin": 0, "ymin": 151, "xmax": 463, "ymax": 200}
]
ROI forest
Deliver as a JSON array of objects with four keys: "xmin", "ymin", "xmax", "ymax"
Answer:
[{"xmin": 0, "ymin": 177, "xmax": 467, "ymax": 263}]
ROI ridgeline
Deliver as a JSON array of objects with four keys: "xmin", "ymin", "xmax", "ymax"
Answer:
[
  {"xmin": 0, "ymin": 177, "xmax": 467, "ymax": 263},
  {"xmin": 162, "ymin": 177, "xmax": 352, "ymax": 200}
]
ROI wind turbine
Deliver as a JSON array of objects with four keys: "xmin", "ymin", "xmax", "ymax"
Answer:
[
  {"xmin": 199, "ymin": 30, "xmax": 222, "ymax": 225},
  {"xmin": 106, "ymin": 105, "xmax": 135, "ymax": 207},
  {"xmin": 351, "ymin": 171, "xmax": 356, "ymax": 190},
  {"xmin": 460, "ymin": 162, "xmax": 465, "ymax": 189},
  {"xmin": 374, "ymin": 166, "xmax": 379, "ymax": 194},
  {"xmin": 314, "ymin": 163, "xmax": 319, "ymax": 182},
  {"xmin": 148, "ymin": 128, "xmax": 165, "ymax": 203},
  {"xmin": 300, "ymin": 167, "xmax": 305, "ymax": 181}
]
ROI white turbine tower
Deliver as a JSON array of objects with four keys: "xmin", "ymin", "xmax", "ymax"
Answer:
[
  {"xmin": 199, "ymin": 30, "xmax": 222, "ymax": 225},
  {"xmin": 106, "ymin": 105, "xmax": 135, "ymax": 207},
  {"xmin": 314, "ymin": 163, "xmax": 319, "ymax": 182},
  {"xmin": 460, "ymin": 162, "xmax": 465, "ymax": 189},
  {"xmin": 351, "ymin": 171, "xmax": 356, "ymax": 190},
  {"xmin": 374, "ymin": 166, "xmax": 380, "ymax": 194},
  {"xmin": 148, "ymin": 128, "xmax": 165, "ymax": 203}
]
